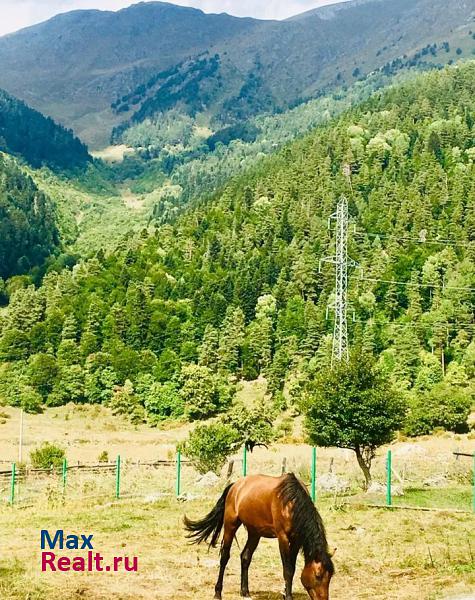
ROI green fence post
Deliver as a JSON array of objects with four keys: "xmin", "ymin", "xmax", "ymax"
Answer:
[
  {"xmin": 62, "ymin": 458, "xmax": 67, "ymax": 494},
  {"xmin": 311, "ymin": 447, "xmax": 317, "ymax": 504},
  {"xmin": 242, "ymin": 445, "xmax": 247, "ymax": 477},
  {"xmin": 9, "ymin": 463, "xmax": 16, "ymax": 506},
  {"xmin": 176, "ymin": 451, "xmax": 181, "ymax": 498},
  {"xmin": 472, "ymin": 453, "xmax": 475, "ymax": 514},
  {"xmin": 116, "ymin": 455, "xmax": 121, "ymax": 500},
  {"xmin": 386, "ymin": 450, "xmax": 392, "ymax": 507}
]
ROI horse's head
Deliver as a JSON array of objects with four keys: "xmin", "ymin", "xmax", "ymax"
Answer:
[{"xmin": 300, "ymin": 551, "xmax": 335, "ymax": 600}]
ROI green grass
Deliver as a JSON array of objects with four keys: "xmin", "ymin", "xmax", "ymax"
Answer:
[{"xmin": 393, "ymin": 486, "xmax": 473, "ymax": 511}]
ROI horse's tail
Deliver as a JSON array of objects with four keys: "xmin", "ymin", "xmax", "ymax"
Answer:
[{"xmin": 184, "ymin": 483, "xmax": 234, "ymax": 548}]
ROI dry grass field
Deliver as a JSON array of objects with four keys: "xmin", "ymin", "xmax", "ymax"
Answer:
[
  {"xmin": 0, "ymin": 400, "xmax": 474, "ymax": 600},
  {"xmin": 0, "ymin": 493, "xmax": 474, "ymax": 600}
]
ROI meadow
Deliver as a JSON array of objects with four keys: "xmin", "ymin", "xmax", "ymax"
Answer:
[
  {"xmin": 0, "ymin": 404, "xmax": 474, "ymax": 600},
  {"xmin": 1, "ymin": 491, "xmax": 474, "ymax": 600}
]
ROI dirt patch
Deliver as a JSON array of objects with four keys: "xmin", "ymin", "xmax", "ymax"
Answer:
[
  {"xmin": 91, "ymin": 145, "xmax": 134, "ymax": 163},
  {"xmin": 122, "ymin": 189, "xmax": 145, "ymax": 210}
]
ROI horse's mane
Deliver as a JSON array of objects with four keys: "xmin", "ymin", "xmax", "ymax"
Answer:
[{"xmin": 277, "ymin": 473, "xmax": 334, "ymax": 574}]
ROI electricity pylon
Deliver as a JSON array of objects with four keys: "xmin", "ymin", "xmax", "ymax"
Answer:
[{"xmin": 321, "ymin": 195, "xmax": 356, "ymax": 366}]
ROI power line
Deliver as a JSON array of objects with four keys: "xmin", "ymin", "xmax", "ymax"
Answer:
[
  {"xmin": 354, "ymin": 230, "xmax": 474, "ymax": 249},
  {"xmin": 357, "ymin": 275, "xmax": 475, "ymax": 294},
  {"xmin": 352, "ymin": 319, "xmax": 475, "ymax": 330}
]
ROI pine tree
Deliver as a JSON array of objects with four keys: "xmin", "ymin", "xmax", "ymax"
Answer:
[
  {"xmin": 126, "ymin": 283, "xmax": 149, "ymax": 350},
  {"xmin": 218, "ymin": 307, "xmax": 245, "ymax": 374},
  {"xmin": 198, "ymin": 325, "xmax": 219, "ymax": 370},
  {"xmin": 62, "ymin": 314, "xmax": 78, "ymax": 341}
]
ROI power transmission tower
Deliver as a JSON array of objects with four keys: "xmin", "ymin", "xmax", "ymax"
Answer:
[{"xmin": 321, "ymin": 195, "xmax": 356, "ymax": 366}]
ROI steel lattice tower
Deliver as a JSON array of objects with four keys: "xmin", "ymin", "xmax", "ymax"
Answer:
[
  {"xmin": 321, "ymin": 195, "xmax": 355, "ymax": 366},
  {"xmin": 332, "ymin": 196, "xmax": 349, "ymax": 364}
]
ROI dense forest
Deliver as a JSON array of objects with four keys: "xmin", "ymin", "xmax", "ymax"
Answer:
[
  {"xmin": 0, "ymin": 155, "xmax": 60, "ymax": 281},
  {"xmin": 108, "ymin": 69, "xmax": 423, "ymax": 210},
  {"xmin": 0, "ymin": 89, "xmax": 91, "ymax": 171},
  {"xmin": 0, "ymin": 62, "xmax": 474, "ymax": 433}
]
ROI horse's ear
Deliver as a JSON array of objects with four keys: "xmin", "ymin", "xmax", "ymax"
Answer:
[{"xmin": 329, "ymin": 547, "xmax": 337, "ymax": 557}]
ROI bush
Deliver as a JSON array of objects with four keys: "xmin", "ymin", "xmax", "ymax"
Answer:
[
  {"xmin": 108, "ymin": 379, "xmax": 145, "ymax": 424},
  {"xmin": 180, "ymin": 422, "xmax": 239, "ymax": 474},
  {"xmin": 221, "ymin": 401, "xmax": 276, "ymax": 451},
  {"xmin": 98, "ymin": 450, "xmax": 109, "ymax": 463},
  {"xmin": 142, "ymin": 381, "xmax": 184, "ymax": 424},
  {"xmin": 30, "ymin": 442, "xmax": 65, "ymax": 469},
  {"xmin": 19, "ymin": 386, "xmax": 43, "ymax": 414},
  {"xmin": 404, "ymin": 383, "xmax": 472, "ymax": 436}
]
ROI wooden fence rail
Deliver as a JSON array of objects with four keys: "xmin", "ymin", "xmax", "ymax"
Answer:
[{"xmin": 0, "ymin": 459, "xmax": 193, "ymax": 478}]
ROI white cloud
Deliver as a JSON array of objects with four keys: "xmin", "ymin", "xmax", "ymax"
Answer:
[{"xmin": 0, "ymin": 0, "xmax": 342, "ymax": 35}]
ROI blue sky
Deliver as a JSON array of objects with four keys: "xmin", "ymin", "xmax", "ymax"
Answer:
[{"xmin": 0, "ymin": 0, "xmax": 344, "ymax": 35}]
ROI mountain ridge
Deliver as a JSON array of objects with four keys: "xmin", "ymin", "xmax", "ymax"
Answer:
[
  {"xmin": 1, "ymin": 0, "xmax": 474, "ymax": 148},
  {"xmin": 0, "ymin": 2, "xmax": 263, "ymax": 146}
]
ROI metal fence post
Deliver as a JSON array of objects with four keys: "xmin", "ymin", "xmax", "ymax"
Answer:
[
  {"xmin": 176, "ymin": 451, "xmax": 181, "ymax": 498},
  {"xmin": 62, "ymin": 458, "xmax": 67, "ymax": 494},
  {"xmin": 242, "ymin": 445, "xmax": 247, "ymax": 477},
  {"xmin": 116, "ymin": 455, "xmax": 121, "ymax": 499},
  {"xmin": 311, "ymin": 447, "xmax": 317, "ymax": 503},
  {"xmin": 386, "ymin": 450, "xmax": 392, "ymax": 507},
  {"xmin": 472, "ymin": 452, "xmax": 475, "ymax": 514},
  {"xmin": 10, "ymin": 463, "xmax": 16, "ymax": 506}
]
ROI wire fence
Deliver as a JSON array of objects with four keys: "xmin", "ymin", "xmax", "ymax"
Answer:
[{"xmin": 1, "ymin": 446, "xmax": 474, "ymax": 513}]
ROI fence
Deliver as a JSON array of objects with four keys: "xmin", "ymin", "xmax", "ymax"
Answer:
[{"xmin": 1, "ymin": 446, "xmax": 474, "ymax": 513}]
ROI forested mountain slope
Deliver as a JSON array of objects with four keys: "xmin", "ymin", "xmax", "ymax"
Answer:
[
  {"xmin": 0, "ymin": 89, "xmax": 91, "ymax": 170},
  {"xmin": 0, "ymin": 0, "xmax": 474, "ymax": 147},
  {"xmin": 0, "ymin": 3, "xmax": 262, "ymax": 147},
  {"xmin": 0, "ymin": 155, "xmax": 60, "ymax": 280},
  {"xmin": 0, "ymin": 63, "xmax": 474, "ymax": 424}
]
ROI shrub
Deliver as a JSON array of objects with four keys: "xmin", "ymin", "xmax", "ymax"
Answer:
[
  {"xmin": 180, "ymin": 422, "xmax": 239, "ymax": 474},
  {"xmin": 277, "ymin": 416, "xmax": 294, "ymax": 439},
  {"xmin": 404, "ymin": 383, "xmax": 472, "ymax": 436},
  {"xmin": 221, "ymin": 401, "xmax": 276, "ymax": 451},
  {"xmin": 108, "ymin": 379, "xmax": 145, "ymax": 424},
  {"xmin": 143, "ymin": 381, "xmax": 184, "ymax": 424},
  {"xmin": 19, "ymin": 386, "xmax": 43, "ymax": 414},
  {"xmin": 98, "ymin": 450, "xmax": 109, "ymax": 463},
  {"xmin": 30, "ymin": 443, "xmax": 65, "ymax": 469}
]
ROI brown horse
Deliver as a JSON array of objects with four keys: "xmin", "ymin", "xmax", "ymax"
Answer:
[{"xmin": 184, "ymin": 473, "xmax": 334, "ymax": 600}]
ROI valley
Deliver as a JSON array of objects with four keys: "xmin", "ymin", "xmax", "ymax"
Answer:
[{"xmin": 0, "ymin": 2, "xmax": 474, "ymax": 598}]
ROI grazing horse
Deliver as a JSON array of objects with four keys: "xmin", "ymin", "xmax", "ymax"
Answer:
[{"xmin": 184, "ymin": 473, "xmax": 334, "ymax": 600}]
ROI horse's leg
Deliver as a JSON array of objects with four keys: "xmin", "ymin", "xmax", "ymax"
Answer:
[
  {"xmin": 214, "ymin": 519, "xmax": 240, "ymax": 600},
  {"xmin": 278, "ymin": 535, "xmax": 298, "ymax": 600},
  {"xmin": 240, "ymin": 531, "xmax": 260, "ymax": 598}
]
